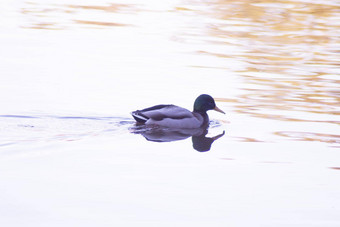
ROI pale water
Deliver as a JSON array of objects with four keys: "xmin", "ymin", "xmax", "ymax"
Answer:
[{"xmin": 1, "ymin": 0, "xmax": 340, "ymax": 226}]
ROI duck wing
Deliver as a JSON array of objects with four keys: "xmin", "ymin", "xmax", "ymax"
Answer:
[{"xmin": 132, "ymin": 105, "xmax": 193, "ymax": 123}]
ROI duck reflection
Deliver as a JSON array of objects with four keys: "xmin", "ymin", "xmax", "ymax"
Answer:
[{"xmin": 131, "ymin": 126, "xmax": 225, "ymax": 152}]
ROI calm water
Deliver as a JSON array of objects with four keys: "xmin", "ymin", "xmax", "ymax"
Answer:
[{"xmin": 1, "ymin": 0, "xmax": 340, "ymax": 226}]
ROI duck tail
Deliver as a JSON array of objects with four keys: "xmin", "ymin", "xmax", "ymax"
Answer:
[{"xmin": 131, "ymin": 111, "xmax": 149, "ymax": 123}]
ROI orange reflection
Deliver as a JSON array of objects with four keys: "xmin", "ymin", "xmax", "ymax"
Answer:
[
  {"xmin": 21, "ymin": 2, "xmax": 134, "ymax": 29},
  {"xmin": 184, "ymin": 0, "xmax": 340, "ymax": 146},
  {"xmin": 275, "ymin": 131, "xmax": 340, "ymax": 144},
  {"xmin": 66, "ymin": 4, "xmax": 131, "ymax": 12},
  {"xmin": 188, "ymin": 0, "xmax": 340, "ymax": 128},
  {"xmin": 73, "ymin": 20, "xmax": 127, "ymax": 27}
]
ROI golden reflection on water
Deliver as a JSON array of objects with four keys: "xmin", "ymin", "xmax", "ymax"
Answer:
[
  {"xmin": 275, "ymin": 131, "xmax": 340, "ymax": 145},
  {"xmin": 73, "ymin": 20, "xmax": 127, "ymax": 27},
  {"xmin": 194, "ymin": 1, "xmax": 340, "ymax": 122},
  {"xmin": 21, "ymin": 2, "xmax": 134, "ymax": 29},
  {"xmin": 198, "ymin": 0, "xmax": 340, "ymax": 145},
  {"xmin": 66, "ymin": 4, "xmax": 131, "ymax": 12}
]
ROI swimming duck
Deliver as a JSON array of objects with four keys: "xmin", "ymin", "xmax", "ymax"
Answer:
[{"xmin": 131, "ymin": 94, "xmax": 225, "ymax": 129}]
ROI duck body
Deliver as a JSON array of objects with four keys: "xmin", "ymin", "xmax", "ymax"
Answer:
[
  {"xmin": 131, "ymin": 94, "xmax": 225, "ymax": 129},
  {"xmin": 132, "ymin": 104, "xmax": 208, "ymax": 129}
]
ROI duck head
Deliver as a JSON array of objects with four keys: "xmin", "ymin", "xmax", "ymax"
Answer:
[{"xmin": 193, "ymin": 94, "xmax": 225, "ymax": 114}]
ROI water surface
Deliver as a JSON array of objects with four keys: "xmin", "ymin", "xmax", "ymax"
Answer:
[{"xmin": 1, "ymin": 0, "xmax": 340, "ymax": 226}]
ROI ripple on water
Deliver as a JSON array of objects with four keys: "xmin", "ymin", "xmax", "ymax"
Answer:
[
  {"xmin": 275, "ymin": 131, "xmax": 340, "ymax": 145},
  {"xmin": 0, "ymin": 115, "xmax": 134, "ymax": 147},
  {"xmin": 185, "ymin": 0, "xmax": 340, "ymax": 146}
]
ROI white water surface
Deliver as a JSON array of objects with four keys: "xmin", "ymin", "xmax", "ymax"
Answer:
[{"xmin": 1, "ymin": 0, "xmax": 340, "ymax": 226}]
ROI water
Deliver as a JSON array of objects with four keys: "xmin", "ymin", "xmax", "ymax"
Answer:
[{"xmin": 1, "ymin": 0, "xmax": 340, "ymax": 226}]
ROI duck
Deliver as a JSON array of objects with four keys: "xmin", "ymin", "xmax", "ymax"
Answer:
[{"xmin": 131, "ymin": 94, "xmax": 225, "ymax": 129}]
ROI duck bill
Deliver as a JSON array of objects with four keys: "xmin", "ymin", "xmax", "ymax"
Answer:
[
  {"xmin": 212, "ymin": 130, "xmax": 225, "ymax": 141},
  {"xmin": 214, "ymin": 106, "xmax": 225, "ymax": 114}
]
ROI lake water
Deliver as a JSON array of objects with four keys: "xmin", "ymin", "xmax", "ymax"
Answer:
[{"xmin": 1, "ymin": 0, "xmax": 340, "ymax": 226}]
